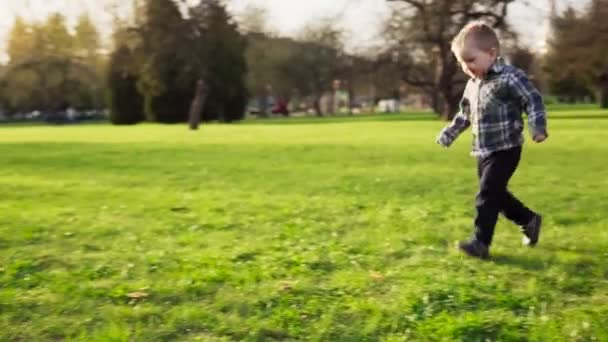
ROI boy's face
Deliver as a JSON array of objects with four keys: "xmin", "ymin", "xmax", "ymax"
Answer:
[{"xmin": 456, "ymin": 40, "xmax": 497, "ymax": 79}]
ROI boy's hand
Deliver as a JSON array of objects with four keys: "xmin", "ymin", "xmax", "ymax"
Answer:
[
  {"xmin": 436, "ymin": 133, "xmax": 451, "ymax": 147},
  {"xmin": 533, "ymin": 133, "xmax": 547, "ymax": 143}
]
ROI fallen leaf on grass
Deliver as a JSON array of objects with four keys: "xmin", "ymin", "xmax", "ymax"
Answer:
[
  {"xmin": 278, "ymin": 280, "xmax": 298, "ymax": 291},
  {"xmin": 127, "ymin": 291, "xmax": 149, "ymax": 299},
  {"xmin": 369, "ymin": 271, "xmax": 385, "ymax": 281}
]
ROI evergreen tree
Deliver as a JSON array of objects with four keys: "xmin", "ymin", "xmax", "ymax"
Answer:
[
  {"xmin": 6, "ymin": 16, "xmax": 34, "ymax": 65},
  {"xmin": 190, "ymin": 0, "xmax": 248, "ymax": 122},
  {"xmin": 138, "ymin": 0, "xmax": 193, "ymax": 123},
  {"xmin": 108, "ymin": 45, "xmax": 145, "ymax": 124}
]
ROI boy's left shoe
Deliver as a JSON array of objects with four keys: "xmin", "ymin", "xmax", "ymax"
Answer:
[
  {"xmin": 521, "ymin": 214, "xmax": 542, "ymax": 247},
  {"xmin": 458, "ymin": 239, "xmax": 490, "ymax": 260}
]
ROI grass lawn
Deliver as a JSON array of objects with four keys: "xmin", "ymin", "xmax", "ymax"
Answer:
[{"xmin": 1, "ymin": 108, "xmax": 607, "ymax": 341}]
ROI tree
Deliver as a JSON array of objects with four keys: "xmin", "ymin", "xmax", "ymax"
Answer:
[
  {"xmin": 384, "ymin": 0, "xmax": 516, "ymax": 120},
  {"xmin": 105, "ymin": 0, "xmax": 248, "ymax": 125},
  {"xmin": 188, "ymin": 79, "xmax": 208, "ymax": 129},
  {"xmin": 1, "ymin": 56, "xmax": 99, "ymax": 113},
  {"xmin": 1, "ymin": 13, "xmax": 103, "ymax": 113},
  {"xmin": 108, "ymin": 45, "xmax": 145, "ymax": 124},
  {"xmin": 138, "ymin": 0, "xmax": 194, "ymax": 123},
  {"xmin": 74, "ymin": 14, "xmax": 105, "ymax": 109},
  {"xmin": 6, "ymin": 16, "xmax": 35, "ymax": 65},
  {"xmin": 189, "ymin": 0, "xmax": 248, "ymax": 122},
  {"xmin": 105, "ymin": 8, "xmax": 146, "ymax": 124},
  {"xmin": 239, "ymin": 6, "xmax": 278, "ymax": 118},
  {"xmin": 237, "ymin": 4, "xmax": 271, "ymax": 35},
  {"xmin": 543, "ymin": 4, "xmax": 606, "ymax": 105},
  {"xmin": 244, "ymin": 33, "xmax": 295, "ymax": 117},
  {"xmin": 74, "ymin": 14, "xmax": 101, "ymax": 61},
  {"xmin": 583, "ymin": 0, "xmax": 608, "ymax": 107},
  {"xmin": 3, "ymin": 16, "xmax": 36, "ymax": 111},
  {"xmin": 0, "ymin": 66, "xmax": 39, "ymax": 113},
  {"xmin": 38, "ymin": 13, "xmax": 73, "ymax": 58},
  {"xmin": 282, "ymin": 20, "xmax": 344, "ymax": 116}
]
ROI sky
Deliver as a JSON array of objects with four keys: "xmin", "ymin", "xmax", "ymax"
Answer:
[{"xmin": 0, "ymin": 0, "xmax": 590, "ymax": 63}]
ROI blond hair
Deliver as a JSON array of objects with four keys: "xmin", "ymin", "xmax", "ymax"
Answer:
[{"xmin": 451, "ymin": 21, "xmax": 500, "ymax": 58}]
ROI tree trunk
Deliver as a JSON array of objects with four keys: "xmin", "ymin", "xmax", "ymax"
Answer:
[
  {"xmin": 189, "ymin": 79, "xmax": 207, "ymax": 130},
  {"xmin": 599, "ymin": 74, "xmax": 608, "ymax": 108},
  {"xmin": 431, "ymin": 90, "xmax": 443, "ymax": 118},
  {"xmin": 313, "ymin": 96, "xmax": 323, "ymax": 116},
  {"xmin": 599, "ymin": 83, "xmax": 608, "ymax": 108},
  {"xmin": 440, "ymin": 91, "xmax": 460, "ymax": 121},
  {"xmin": 347, "ymin": 83, "xmax": 354, "ymax": 115}
]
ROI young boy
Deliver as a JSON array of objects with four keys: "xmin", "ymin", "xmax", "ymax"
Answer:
[{"xmin": 436, "ymin": 21, "xmax": 548, "ymax": 259}]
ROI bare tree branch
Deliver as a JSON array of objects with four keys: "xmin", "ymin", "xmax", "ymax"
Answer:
[{"xmin": 384, "ymin": 0, "xmax": 516, "ymax": 119}]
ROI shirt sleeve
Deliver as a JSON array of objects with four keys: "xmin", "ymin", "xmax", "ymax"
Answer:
[
  {"xmin": 436, "ymin": 96, "xmax": 471, "ymax": 147},
  {"xmin": 508, "ymin": 69, "xmax": 548, "ymax": 137}
]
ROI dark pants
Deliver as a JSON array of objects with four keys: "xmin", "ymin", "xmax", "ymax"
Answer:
[{"xmin": 474, "ymin": 146, "xmax": 535, "ymax": 246}]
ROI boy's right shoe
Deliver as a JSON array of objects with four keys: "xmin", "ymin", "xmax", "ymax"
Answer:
[
  {"xmin": 522, "ymin": 214, "xmax": 542, "ymax": 247},
  {"xmin": 458, "ymin": 239, "xmax": 490, "ymax": 260}
]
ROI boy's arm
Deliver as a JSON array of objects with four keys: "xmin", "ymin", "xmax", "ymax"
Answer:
[
  {"xmin": 436, "ymin": 97, "xmax": 471, "ymax": 147},
  {"xmin": 508, "ymin": 70, "xmax": 548, "ymax": 141}
]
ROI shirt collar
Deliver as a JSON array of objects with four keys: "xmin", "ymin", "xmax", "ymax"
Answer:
[
  {"xmin": 473, "ymin": 56, "xmax": 505, "ymax": 82},
  {"xmin": 487, "ymin": 56, "xmax": 506, "ymax": 76}
]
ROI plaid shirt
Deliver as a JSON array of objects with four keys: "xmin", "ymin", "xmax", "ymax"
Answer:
[{"xmin": 436, "ymin": 58, "xmax": 548, "ymax": 157}]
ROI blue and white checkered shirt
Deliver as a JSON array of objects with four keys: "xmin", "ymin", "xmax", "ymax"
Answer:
[{"xmin": 436, "ymin": 58, "xmax": 548, "ymax": 157}]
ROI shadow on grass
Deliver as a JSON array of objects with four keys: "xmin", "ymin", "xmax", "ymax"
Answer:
[
  {"xmin": 540, "ymin": 244, "xmax": 608, "ymax": 258},
  {"xmin": 491, "ymin": 254, "xmax": 548, "ymax": 271}
]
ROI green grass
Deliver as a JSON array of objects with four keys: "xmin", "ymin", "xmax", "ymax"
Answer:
[
  {"xmin": 240, "ymin": 111, "xmax": 437, "ymax": 125},
  {"xmin": 1, "ymin": 108, "xmax": 607, "ymax": 341},
  {"xmin": 545, "ymin": 103, "xmax": 601, "ymax": 111},
  {"xmin": 237, "ymin": 105, "xmax": 608, "ymax": 126}
]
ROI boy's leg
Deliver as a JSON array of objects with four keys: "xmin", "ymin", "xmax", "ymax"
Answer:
[
  {"xmin": 495, "ymin": 148, "xmax": 537, "ymax": 226},
  {"xmin": 474, "ymin": 147, "xmax": 522, "ymax": 246},
  {"xmin": 501, "ymin": 191, "xmax": 535, "ymax": 226}
]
